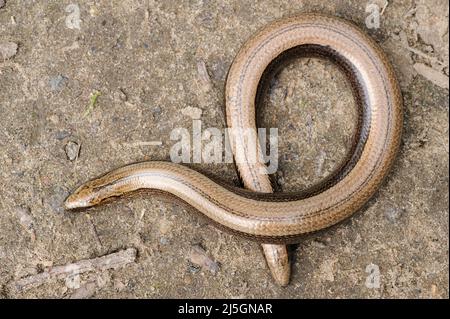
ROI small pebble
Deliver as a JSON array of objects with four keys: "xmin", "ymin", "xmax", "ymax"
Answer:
[
  {"xmin": 0, "ymin": 0, "xmax": 5, "ymax": 9},
  {"xmin": 49, "ymin": 75, "xmax": 68, "ymax": 91},
  {"xmin": 188, "ymin": 244, "xmax": 220, "ymax": 274},
  {"xmin": 159, "ymin": 237, "xmax": 169, "ymax": 245},
  {"xmin": 65, "ymin": 141, "xmax": 80, "ymax": 161},
  {"xmin": 89, "ymin": 5, "xmax": 99, "ymax": 17},
  {"xmin": 55, "ymin": 130, "xmax": 71, "ymax": 141},
  {"xmin": 0, "ymin": 41, "xmax": 18, "ymax": 60},
  {"xmin": 152, "ymin": 106, "xmax": 162, "ymax": 115},
  {"xmin": 48, "ymin": 186, "xmax": 70, "ymax": 214},
  {"xmin": 385, "ymin": 206, "xmax": 403, "ymax": 223}
]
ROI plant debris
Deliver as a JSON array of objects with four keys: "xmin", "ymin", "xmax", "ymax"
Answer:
[
  {"xmin": 11, "ymin": 248, "xmax": 137, "ymax": 292},
  {"xmin": 83, "ymin": 90, "xmax": 102, "ymax": 117}
]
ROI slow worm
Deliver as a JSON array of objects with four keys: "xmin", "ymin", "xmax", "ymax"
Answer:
[{"xmin": 65, "ymin": 14, "xmax": 402, "ymax": 282}]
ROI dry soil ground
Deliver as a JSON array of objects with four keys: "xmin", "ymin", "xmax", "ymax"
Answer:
[{"xmin": 0, "ymin": 0, "xmax": 448, "ymax": 298}]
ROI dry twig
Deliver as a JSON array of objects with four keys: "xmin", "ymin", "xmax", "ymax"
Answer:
[{"xmin": 11, "ymin": 248, "xmax": 137, "ymax": 292}]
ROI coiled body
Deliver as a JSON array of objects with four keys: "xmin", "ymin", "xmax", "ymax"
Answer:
[{"xmin": 65, "ymin": 14, "xmax": 402, "ymax": 244}]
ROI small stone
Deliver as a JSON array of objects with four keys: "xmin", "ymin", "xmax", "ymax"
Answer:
[
  {"xmin": 55, "ymin": 130, "xmax": 71, "ymax": 141},
  {"xmin": 49, "ymin": 75, "xmax": 68, "ymax": 91},
  {"xmin": 0, "ymin": 0, "xmax": 6, "ymax": 9},
  {"xmin": 152, "ymin": 106, "xmax": 162, "ymax": 115},
  {"xmin": 159, "ymin": 237, "xmax": 169, "ymax": 245},
  {"xmin": 0, "ymin": 41, "xmax": 18, "ymax": 60},
  {"xmin": 48, "ymin": 186, "xmax": 70, "ymax": 214},
  {"xmin": 385, "ymin": 206, "xmax": 403, "ymax": 223},
  {"xmin": 89, "ymin": 5, "xmax": 99, "ymax": 17},
  {"xmin": 65, "ymin": 141, "xmax": 80, "ymax": 161},
  {"xmin": 188, "ymin": 245, "xmax": 220, "ymax": 274}
]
